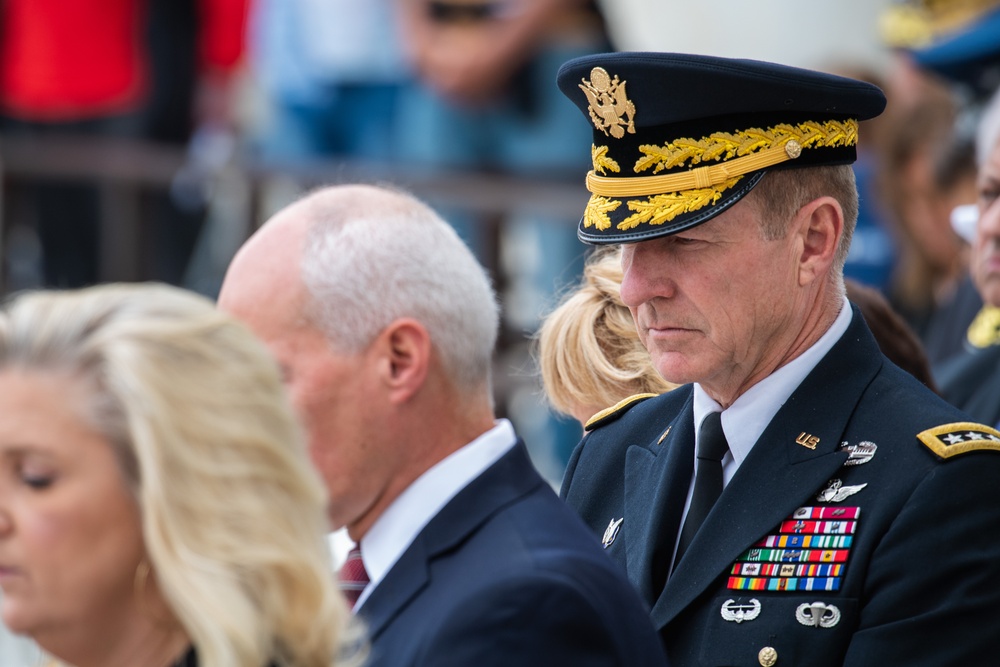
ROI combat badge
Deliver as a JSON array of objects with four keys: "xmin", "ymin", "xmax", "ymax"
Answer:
[
  {"xmin": 839, "ymin": 441, "xmax": 877, "ymax": 466},
  {"xmin": 795, "ymin": 601, "xmax": 841, "ymax": 628},
  {"xmin": 918, "ymin": 422, "xmax": 1000, "ymax": 459},
  {"xmin": 602, "ymin": 517, "xmax": 623, "ymax": 548},
  {"xmin": 579, "ymin": 67, "xmax": 636, "ymax": 139},
  {"xmin": 721, "ymin": 598, "xmax": 761, "ymax": 623},
  {"xmin": 816, "ymin": 479, "xmax": 867, "ymax": 503}
]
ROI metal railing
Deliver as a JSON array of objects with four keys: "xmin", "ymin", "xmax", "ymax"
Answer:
[{"xmin": 0, "ymin": 132, "xmax": 589, "ymax": 290}]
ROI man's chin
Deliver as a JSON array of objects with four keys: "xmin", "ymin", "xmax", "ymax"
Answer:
[{"xmin": 653, "ymin": 358, "xmax": 697, "ymax": 387}]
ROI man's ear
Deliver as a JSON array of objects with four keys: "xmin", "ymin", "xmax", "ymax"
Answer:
[
  {"xmin": 376, "ymin": 318, "xmax": 432, "ymax": 404},
  {"xmin": 794, "ymin": 196, "xmax": 844, "ymax": 287}
]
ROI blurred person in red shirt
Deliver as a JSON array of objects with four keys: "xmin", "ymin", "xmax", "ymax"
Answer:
[{"xmin": 0, "ymin": 0, "xmax": 248, "ymax": 289}]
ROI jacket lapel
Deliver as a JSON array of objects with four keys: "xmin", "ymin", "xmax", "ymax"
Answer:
[
  {"xmin": 358, "ymin": 537, "xmax": 431, "ymax": 640},
  {"xmin": 358, "ymin": 440, "xmax": 543, "ymax": 640},
  {"xmin": 650, "ymin": 307, "xmax": 881, "ymax": 628},
  {"xmin": 623, "ymin": 390, "xmax": 695, "ymax": 605}
]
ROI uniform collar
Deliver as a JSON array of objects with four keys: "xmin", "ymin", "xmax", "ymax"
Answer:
[{"xmin": 693, "ymin": 295, "xmax": 852, "ymax": 476}]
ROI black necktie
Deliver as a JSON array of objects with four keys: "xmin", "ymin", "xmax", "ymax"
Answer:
[{"xmin": 676, "ymin": 411, "xmax": 729, "ymax": 562}]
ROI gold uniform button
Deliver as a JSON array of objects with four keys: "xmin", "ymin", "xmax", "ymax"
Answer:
[{"xmin": 758, "ymin": 646, "xmax": 778, "ymax": 666}]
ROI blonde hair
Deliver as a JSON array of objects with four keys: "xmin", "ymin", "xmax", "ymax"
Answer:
[
  {"xmin": 537, "ymin": 247, "xmax": 676, "ymax": 418},
  {"xmin": 0, "ymin": 283, "xmax": 356, "ymax": 667}
]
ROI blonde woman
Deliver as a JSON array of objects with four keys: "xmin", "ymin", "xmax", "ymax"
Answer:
[
  {"xmin": 538, "ymin": 246, "xmax": 676, "ymax": 426},
  {"xmin": 0, "ymin": 283, "xmax": 359, "ymax": 667}
]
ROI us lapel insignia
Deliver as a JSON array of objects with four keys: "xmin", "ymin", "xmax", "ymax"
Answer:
[
  {"xmin": 839, "ymin": 440, "xmax": 877, "ymax": 466},
  {"xmin": 816, "ymin": 478, "xmax": 867, "ymax": 503},
  {"xmin": 796, "ymin": 432, "xmax": 820, "ymax": 449},
  {"xmin": 602, "ymin": 517, "xmax": 624, "ymax": 548},
  {"xmin": 720, "ymin": 598, "xmax": 761, "ymax": 623},
  {"xmin": 795, "ymin": 601, "xmax": 841, "ymax": 628},
  {"xmin": 917, "ymin": 422, "xmax": 1000, "ymax": 459}
]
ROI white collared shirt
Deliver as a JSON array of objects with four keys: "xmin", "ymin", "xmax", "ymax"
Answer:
[
  {"xmin": 687, "ymin": 296, "xmax": 853, "ymax": 508},
  {"xmin": 353, "ymin": 419, "xmax": 517, "ymax": 609}
]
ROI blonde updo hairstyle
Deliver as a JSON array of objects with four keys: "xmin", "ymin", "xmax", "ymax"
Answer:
[
  {"xmin": 538, "ymin": 246, "xmax": 676, "ymax": 420},
  {"xmin": 0, "ymin": 283, "xmax": 354, "ymax": 667}
]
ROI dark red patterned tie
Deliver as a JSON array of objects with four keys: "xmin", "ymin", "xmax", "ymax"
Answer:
[{"xmin": 338, "ymin": 545, "xmax": 369, "ymax": 610}]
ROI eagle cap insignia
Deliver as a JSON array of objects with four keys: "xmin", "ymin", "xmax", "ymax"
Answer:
[{"xmin": 579, "ymin": 67, "xmax": 636, "ymax": 139}]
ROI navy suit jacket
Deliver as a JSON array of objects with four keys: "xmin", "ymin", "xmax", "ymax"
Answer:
[
  {"xmin": 357, "ymin": 440, "xmax": 668, "ymax": 667},
  {"xmin": 561, "ymin": 307, "xmax": 1000, "ymax": 666}
]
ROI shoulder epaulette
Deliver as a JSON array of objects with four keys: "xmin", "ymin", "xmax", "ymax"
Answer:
[
  {"xmin": 967, "ymin": 305, "xmax": 1000, "ymax": 348},
  {"xmin": 917, "ymin": 422, "xmax": 1000, "ymax": 459},
  {"xmin": 584, "ymin": 393, "xmax": 659, "ymax": 432}
]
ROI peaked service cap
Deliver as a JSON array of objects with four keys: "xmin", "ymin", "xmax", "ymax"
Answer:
[
  {"xmin": 910, "ymin": 3, "xmax": 1000, "ymax": 99},
  {"xmin": 557, "ymin": 52, "xmax": 887, "ymax": 244}
]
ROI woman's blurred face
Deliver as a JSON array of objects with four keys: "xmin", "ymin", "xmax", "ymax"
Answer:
[{"xmin": 0, "ymin": 370, "xmax": 145, "ymax": 648}]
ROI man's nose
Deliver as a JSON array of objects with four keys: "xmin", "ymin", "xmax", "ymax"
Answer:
[{"xmin": 620, "ymin": 243, "xmax": 673, "ymax": 308}]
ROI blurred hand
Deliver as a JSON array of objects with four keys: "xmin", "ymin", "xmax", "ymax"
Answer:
[{"xmin": 399, "ymin": 0, "xmax": 577, "ymax": 107}]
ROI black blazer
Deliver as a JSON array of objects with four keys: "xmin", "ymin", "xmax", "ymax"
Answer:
[
  {"xmin": 562, "ymin": 307, "xmax": 1000, "ymax": 666},
  {"xmin": 358, "ymin": 440, "xmax": 668, "ymax": 666}
]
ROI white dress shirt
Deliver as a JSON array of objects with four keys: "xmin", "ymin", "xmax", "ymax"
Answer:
[
  {"xmin": 354, "ymin": 419, "xmax": 517, "ymax": 608},
  {"xmin": 682, "ymin": 296, "xmax": 853, "ymax": 523}
]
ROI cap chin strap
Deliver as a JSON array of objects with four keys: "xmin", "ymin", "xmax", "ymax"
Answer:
[{"xmin": 586, "ymin": 139, "xmax": 801, "ymax": 198}]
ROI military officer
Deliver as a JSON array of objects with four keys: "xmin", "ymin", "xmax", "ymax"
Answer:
[{"xmin": 557, "ymin": 51, "xmax": 1000, "ymax": 667}]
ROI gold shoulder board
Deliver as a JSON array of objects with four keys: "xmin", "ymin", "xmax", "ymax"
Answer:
[
  {"xmin": 966, "ymin": 305, "xmax": 1000, "ymax": 348},
  {"xmin": 917, "ymin": 422, "xmax": 1000, "ymax": 459},
  {"xmin": 584, "ymin": 393, "xmax": 658, "ymax": 432}
]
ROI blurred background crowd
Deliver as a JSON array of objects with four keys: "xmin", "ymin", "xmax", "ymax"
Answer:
[
  {"xmin": 3, "ymin": 0, "xmax": 1000, "ymax": 663},
  {"xmin": 0, "ymin": 0, "xmax": 997, "ymax": 508}
]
